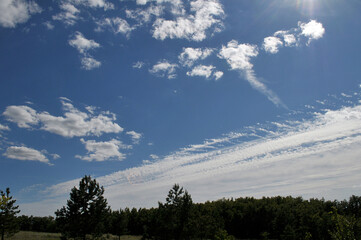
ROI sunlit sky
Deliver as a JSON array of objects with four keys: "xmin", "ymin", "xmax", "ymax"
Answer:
[{"xmin": 1, "ymin": 0, "xmax": 361, "ymax": 216}]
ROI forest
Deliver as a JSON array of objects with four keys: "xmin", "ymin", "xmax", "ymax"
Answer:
[{"xmin": 2, "ymin": 176, "xmax": 361, "ymax": 240}]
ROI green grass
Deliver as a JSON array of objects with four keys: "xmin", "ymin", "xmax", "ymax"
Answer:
[{"xmin": 7, "ymin": 231, "xmax": 142, "ymax": 240}]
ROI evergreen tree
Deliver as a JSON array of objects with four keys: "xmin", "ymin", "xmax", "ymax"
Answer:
[
  {"xmin": 157, "ymin": 184, "xmax": 193, "ymax": 240},
  {"xmin": 55, "ymin": 175, "xmax": 110, "ymax": 240},
  {"xmin": 0, "ymin": 188, "xmax": 20, "ymax": 240}
]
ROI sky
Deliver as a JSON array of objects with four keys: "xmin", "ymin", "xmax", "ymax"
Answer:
[{"xmin": 1, "ymin": 0, "xmax": 361, "ymax": 216}]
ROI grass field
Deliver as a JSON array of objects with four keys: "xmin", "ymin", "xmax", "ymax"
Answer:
[{"xmin": 7, "ymin": 231, "xmax": 142, "ymax": 240}]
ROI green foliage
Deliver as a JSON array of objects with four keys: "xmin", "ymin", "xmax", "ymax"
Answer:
[
  {"xmin": 150, "ymin": 184, "xmax": 193, "ymax": 240},
  {"xmin": 0, "ymin": 188, "xmax": 20, "ymax": 240},
  {"xmin": 55, "ymin": 175, "xmax": 110, "ymax": 240},
  {"xmin": 329, "ymin": 207, "xmax": 356, "ymax": 240},
  {"xmin": 214, "ymin": 229, "xmax": 235, "ymax": 240}
]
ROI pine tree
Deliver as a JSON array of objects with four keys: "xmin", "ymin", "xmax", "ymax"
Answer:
[
  {"xmin": 55, "ymin": 175, "xmax": 110, "ymax": 240},
  {"xmin": 0, "ymin": 188, "xmax": 20, "ymax": 240}
]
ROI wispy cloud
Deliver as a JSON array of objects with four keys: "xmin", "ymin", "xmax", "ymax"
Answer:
[
  {"xmin": 150, "ymin": 60, "xmax": 178, "ymax": 79},
  {"xmin": 95, "ymin": 17, "xmax": 134, "ymax": 37},
  {"xmin": 53, "ymin": 3, "xmax": 80, "ymax": 26},
  {"xmin": 30, "ymin": 96, "xmax": 361, "ymax": 214},
  {"xmin": 0, "ymin": 0, "xmax": 42, "ymax": 28},
  {"xmin": 218, "ymin": 40, "xmax": 285, "ymax": 107},
  {"xmin": 126, "ymin": 131, "xmax": 142, "ymax": 144}
]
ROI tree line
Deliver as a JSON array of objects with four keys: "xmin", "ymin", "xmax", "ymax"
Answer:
[{"xmin": 2, "ymin": 175, "xmax": 361, "ymax": 239}]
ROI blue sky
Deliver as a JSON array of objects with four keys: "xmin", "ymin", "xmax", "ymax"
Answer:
[{"xmin": 1, "ymin": 0, "xmax": 361, "ymax": 216}]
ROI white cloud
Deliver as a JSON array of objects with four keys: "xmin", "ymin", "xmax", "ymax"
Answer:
[
  {"xmin": 133, "ymin": 61, "xmax": 145, "ymax": 69},
  {"xmin": 0, "ymin": 0, "xmax": 42, "ymax": 28},
  {"xmin": 218, "ymin": 40, "xmax": 284, "ymax": 107},
  {"xmin": 263, "ymin": 36, "xmax": 283, "ymax": 54},
  {"xmin": 81, "ymin": 56, "xmax": 101, "ymax": 70},
  {"xmin": 126, "ymin": 5, "xmax": 164, "ymax": 24},
  {"xmin": 3, "ymin": 105, "xmax": 38, "ymax": 128},
  {"xmin": 275, "ymin": 31, "xmax": 297, "ymax": 47},
  {"xmin": 179, "ymin": 47, "xmax": 213, "ymax": 67},
  {"xmin": 218, "ymin": 40, "xmax": 258, "ymax": 71},
  {"xmin": 34, "ymin": 102, "xmax": 361, "ymax": 213},
  {"xmin": 52, "ymin": 3, "xmax": 80, "ymax": 26},
  {"xmin": 2, "ymin": 99, "xmax": 123, "ymax": 138},
  {"xmin": 84, "ymin": 0, "xmax": 114, "ymax": 10},
  {"xmin": 150, "ymin": 60, "xmax": 178, "ymax": 79},
  {"xmin": 3, "ymin": 146, "xmax": 50, "ymax": 164},
  {"xmin": 76, "ymin": 138, "xmax": 128, "ymax": 162},
  {"xmin": 68, "ymin": 32, "xmax": 101, "ymax": 70},
  {"xmin": 69, "ymin": 31, "xmax": 100, "ymax": 54},
  {"xmin": 152, "ymin": 0, "xmax": 224, "ymax": 41},
  {"xmin": 299, "ymin": 20, "xmax": 325, "ymax": 44},
  {"xmin": 187, "ymin": 65, "xmax": 215, "ymax": 79},
  {"xmin": 213, "ymin": 71, "xmax": 223, "ymax": 80},
  {"xmin": 96, "ymin": 17, "xmax": 134, "ymax": 36},
  {"xmin": 126, "ymin": 131, "xmax": 142, "ymax": 144},
  {"xmin": 43, "ymin": 21, "xmax": 54, "ymax": 30},
  {"xmin": 0, "ymin": 124, "xmax": 10, "ymax": 131}
]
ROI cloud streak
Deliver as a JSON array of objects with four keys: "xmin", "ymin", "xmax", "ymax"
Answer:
[{"xmin": 23, "ymin": 94, "xmax": 361, "ymax": 215}]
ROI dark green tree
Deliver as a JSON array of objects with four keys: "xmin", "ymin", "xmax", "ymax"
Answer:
[
  {"xmin": 55, "ymin": 175, "xmax": 110, "ymax": 240},
  {"xmin": 0, "ymin": 188, "xmax": 20, "ymax": 240},
  {"xmin": 157, "ymin": 184, "xmax": 193, "ymax": 240}
]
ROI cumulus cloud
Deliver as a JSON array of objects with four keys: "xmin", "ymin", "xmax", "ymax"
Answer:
[
  {"xmin": 268, "ymin": 20, "xmax": 324, "ymax": 49},
  {"xmin": 218, "ymin": 40, "xmax": 284, "ymax": 107},
  {"xmin": 3, "ymin": 146, "xmax": 50, "ymax": 164},
  {"xmin": 126, "ymin": 131, "xmax": 142, "ymax": 144},
  {"xmin": 150, "ymin": 60, "xmax": 178, "ymax": 79},
  {"xmin": 152, "ymin": 0, "xmax": 224, "ymax": 41},
  {"xmin": 218, "ymin": 40, "xmax": 258, "ymax": 71},
  {"xmin": 263, "ymin": 36, "xmax": 283, "ymax": 54},
  {"xmin": 299, "ymin": 20, "xmax": 325, "ymax": 44},
  {"xmin": 3, "ymin": 105, "xmax": 38, "ymax": 128},
  {"xmin": 0, "ymin": 0, "xmax": 42, "ymax": 28},
  {"xmin": 274, "ymin": 31, "xmax": 297, "ymax": 47},
  {"xmin": 81, "ymin": 57, "xmax": 101, "ymax": 70},
  {"xmin": 76, "ymin": 138, "xmax": 128, "ymax": 162},
  {"xmin": 69, "ymin": 31, "xmax": 100, "ymax": 54},
  {"xmin": 179, "ymin": 47, "xmax": 213, "ymax": 67},
  {"xmin": 96, "ymin": 17, "xmax": 134, "ymax": 37},
  {"xmin": 213, "ymin": 71, "xmax": 223, "ymax": 80},
  {"xmin": 2, "ymin": 99, "xmax": 123, "ymax": 138},
  {"xmin": 187, "ymin": 65, "xmax": 215, "ymax": 79},
  {"xmin": 68, "ymin": 32, "xmax": 101, "ymax": 70}
]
